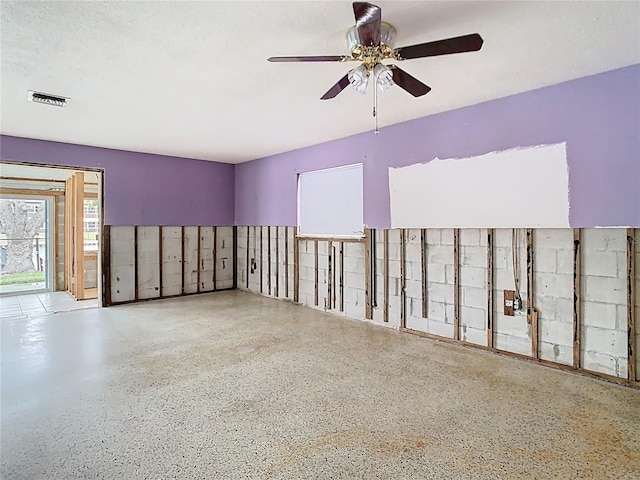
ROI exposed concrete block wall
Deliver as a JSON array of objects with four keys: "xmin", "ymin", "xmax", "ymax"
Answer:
[
  {"xmin": 534, "ymin": 229, "xmax": 573, "ymax": 366},
  {"xmin": 581, "ymin": 229, "xmax": 628, "ymax": 378},
  {"xmin": 110, "ymin": 226, "xmax": 135, "ymax": 303},
  {"xmin": 493, "ymin": 229, "xmax": 530, "ymax": 356},
  {"xmin": 108, "ymin": 225, "xmax": 234, "ymax": 304},
  {"xmin": 237, "ymin": 226, "xmax": 294, "ymax": 301},
  {"xmin": 237, "ymin": 226, "xmax": 637, "ymax": 385},
  {"xmin": 137, "ymin": 226, "xmax": 161, "ymax": 300}
]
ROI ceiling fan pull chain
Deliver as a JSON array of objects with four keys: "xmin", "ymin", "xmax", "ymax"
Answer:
[{"xmin": 373, "ymin": 68, "xmax": 379, "ymax": 135}]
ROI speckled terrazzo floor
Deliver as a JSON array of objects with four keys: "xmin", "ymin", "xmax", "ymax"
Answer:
[{"xmin": 1, "ymin": 291, "xmax": 639, "ymax": 479}]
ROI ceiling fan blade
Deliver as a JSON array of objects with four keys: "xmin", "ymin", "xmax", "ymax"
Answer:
[
  {"xmin": 321, "ymin": 74, "xmax": 351, "ymax": 100},
  {"xmin": 396, "ymin": 33, "xmax": 484, "ymax": 60},
  {"xmin": 268, "ymin": 55, "xmax": 347, "ymax": 62},
  {"xmin": 388, "ymin": 65, "xmax": 431, "ymax": 97},
  {"xmin": 353, "ymin": 2, "xmax": 382, "ymax": 46}
]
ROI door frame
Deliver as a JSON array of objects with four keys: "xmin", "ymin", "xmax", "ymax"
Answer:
[{"xmin": 0, "ymin": 160, "xmax": 105, "ymax": 305}]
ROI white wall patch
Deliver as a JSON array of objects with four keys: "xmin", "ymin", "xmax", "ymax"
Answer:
[{"xmin": 389, "ymin": 143, "xmax": 570, "ymax": 228}]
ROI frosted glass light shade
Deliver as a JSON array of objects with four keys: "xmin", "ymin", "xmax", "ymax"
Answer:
[
  {"xmin": 346, "ymin": 22, "xmax": 397, "ymax": 50},
  {"xmin": 348, "ymin": 64, "xmax": 369, "ymax": 94},
  {"xmin": 374, "ymin": 63, "xmax": 394, "ymax": 91}
]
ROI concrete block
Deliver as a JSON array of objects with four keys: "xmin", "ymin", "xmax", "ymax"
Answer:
[
  {"xmin": 406, "ymin": 242, "xmax": 422, "ymax": 263},
  {"xmin": 428, "ymin": 319, "xmax": 454, "ymax": 338},
  {"xmin": 553, "ymin": 298, "xmax": 573, "ymax": 324},
  {"xmin": 495, "ymin": 333, "xmax": 531, "ymax": 356},
  {"xmin": 406, "ymin": 315, "xmax": 428, "ymax": 333},
  {"xmin": 298, "ymin": 252, "xmax": 314, "ymax": 268},
  {"xmin": 460, "ymin": 306, "xmax": 486, "ymax": 330},
  {"xmin": 535, "ymin": 249, "xmax": 557, "ymax": 273},
  {"xmin": 461, "ymin": 326, "xmax": 486, "ymax": 346},
  {"xmin": 388, "ymin": 259, "xmax": 400, "ymax": 279},
  {"xmin": 535, "ymin": 272, "xmax": 573, "ymax": 300},
  {"xmin": 583, "ymin": 251, "xmax": 619, "ymax": 278},
  {"xmin": 494, "ymin": 247, "xmax": 510, "ymax": 270},
  {"xmin": 494, "ymin": 229, "xmax": 512, "ymax": 248},
  {"xmin": 345, "ymin": 243, "xmax": 365, "ymax": 259},
  {"xmin": 539, "ymin": 320, "xmax": 573, "ymax": 347},
  {"xmin": 428, "ymin": 301, "xmax": 448, "ymax": 323},
  {"xmin": 539, "ymin": 342, "xmax": 572, "ymax": 366},
  {"xmin": 462, "ymin": 286, "xmax": 486, "ymax": 309},
  {"xmin": 495, "ymin": 313, "xmax": 530, "ymax": 338},
  {"xmin": 583, "ymin": 301, "xmax": 617, "ymax": 329},
  {"xmin": 460, "ymin": 246, "xmax": 486, "ymax": 268},
  {"xmin": 428, "ymin": 245, "xmax": 453, "ymax": 264},
  {"xmin": 536, "ymin": 229, "xmax": 572, "ymax": 250},
  {"xmin": 429, "ymin": 283, "xmax": 454, "ymax": 305},
  {"xmin": 405, "ymin": 279, "xmax": 423, "ymax": 299},
  {"xmin": 409, "ymin": 297, "xmax": 424, "ymax": 318},
  {"xmin": 441, "ymin": 229, "xmax": 454, "ymax": 245},
  {"xmin": 583, "ymin": 228, "xmax": 626, "ymax": 252},
  {"xmin": 582, "ymin": 351, "xmax": 623, "ymax": 378},
  {"xmin": 345, "ymin": 272, "xmax": 365, "ymax": 290},
  {"xmin": 584, "ymin": 276, "xmax": 625, "ymax": 305},
  {"xmin": 460, "ymin": 229, "xmax": 480, "ymax": 246},
  {"xmin": 460, "ymin": 266, "xmax": 486, "ymax": 288},
  {"xmin": 427, "ymin": 264, "xmax": 446, "ymax": 284},
  {"xmin": 583, "ymin": 326, "xmax": 627, "ymax": 357},
  {"xmin": 495, "ymin": 268, "xmax": 516, "ymax": 291},
  {"xmin": 426, "ymin": 229, "xmax": 441, "ymax": 245},
  {"xmin": 556, "ymin": 249, "xmax": 573, "ymax": 275}
]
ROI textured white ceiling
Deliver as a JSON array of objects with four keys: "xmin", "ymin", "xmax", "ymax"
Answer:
[{"xmin": 1, "ymin": 1, "xmax": 639, "ymax": 164}]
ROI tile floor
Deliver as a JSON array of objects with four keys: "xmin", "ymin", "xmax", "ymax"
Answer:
[{"xmin": 0, "ymin": 291, "xmax": 98, "ymax": 319}]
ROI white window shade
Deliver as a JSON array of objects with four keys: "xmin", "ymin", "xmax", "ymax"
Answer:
[{"xmin": 298, "ymin": 164, "xmax": 364, "ymax": 238}]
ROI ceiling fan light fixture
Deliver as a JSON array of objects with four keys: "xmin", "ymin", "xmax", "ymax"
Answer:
[
  {"xmin": 374, "ymin": 63, "xmax": 394, "ymax": 91},
  {"xmin": 348, "ymin": 64, "xmax": 369, "ymax": 94}
]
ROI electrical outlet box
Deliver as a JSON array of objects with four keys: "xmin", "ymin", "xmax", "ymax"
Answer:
[
  {"xmin": 250, "ymin": 258, "xmax": 255, "ymax": 274},
  {"xmin": 513, "ymin": 296, "xmax": 523, "ymax": 312},
  {"xmin": 504, "ymin": 290, "xmax": 515, "ymax": 316}
]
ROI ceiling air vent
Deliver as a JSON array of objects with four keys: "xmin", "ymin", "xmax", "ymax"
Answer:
[{"xmin": 27, "ymin": 90, "xmax": 68, "ymax": 107}]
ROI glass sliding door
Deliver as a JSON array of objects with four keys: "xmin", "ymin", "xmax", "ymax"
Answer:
[{"xmin": 0, "ymin": 196, "xmax": 53, "ymax": 294}]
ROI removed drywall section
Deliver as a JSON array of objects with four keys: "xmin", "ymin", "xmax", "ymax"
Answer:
[
  {"xmin": 459, "ymin": 228, "xmax": 488, "ymax": 346},
  {"xmin": 216, "ymin": 227, "xmax": 234, "ymax": 290},
  {"xmin": 108, "ymin": 225, "xmax": 235, "ymax": 305},
  {"xmin": 236, "ymin": 226, "xmax": 638, "ymax": 386},
  {"xmin": 110, "ymin": 226, "xmax": 135, "ymax": 303},
  {"xmin": 582, "ymin": 228, "xmax": 629, "ymax": 378},
  {"xmin": 493, "ymin": 229, "xmax": 530, "ymax": 356},
  {"xmin": 535, "ymin": 229, "xmax": 574, "ymax": 366},
  {"xmin": 162, "ymin": 227, "xmax": 183, "ymax": 298},
  {"xmin": 183, "ymin": 227, "xmax": 199, "ymax": 294},
  {"xmin": 389, "ymin": 144, "xmax": 569, "ymax": 229},
  {"xmin": 199, "ymin": 227, "xmax": 215, "ymax": 292},
  {"xmin": 238, "ymin": 226, "xmax": 293, "ymax": 301},
  {"xmin": 137, "ymin": 226, "xmax": 160, "ymax": 300}
]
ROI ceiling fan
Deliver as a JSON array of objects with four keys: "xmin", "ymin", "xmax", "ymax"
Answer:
[{"xmin": 267, "ymin": 2, "xmax": 483, "ymax": 131}]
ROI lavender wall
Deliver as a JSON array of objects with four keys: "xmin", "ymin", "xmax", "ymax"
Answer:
[
  {"xmin": 0, "ymin": 136, "xmax": 235, "ymax": 226},
  {"xmin": 235, "ymin": 64, "xmax": 640, "ymax": 228}
]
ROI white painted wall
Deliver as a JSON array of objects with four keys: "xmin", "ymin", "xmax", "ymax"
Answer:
[{"xmin": 389, "ymin": 144, "xmax": 570, "ymax": 229}]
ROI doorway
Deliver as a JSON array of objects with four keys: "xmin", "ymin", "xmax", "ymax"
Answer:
[
  {"xmin": 0, "ymin": 162, "xmax": 103, "ymax": 304},
  {"xmin": 0, "ymin": 196, "xmax": 52, "ymax": 294}
]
